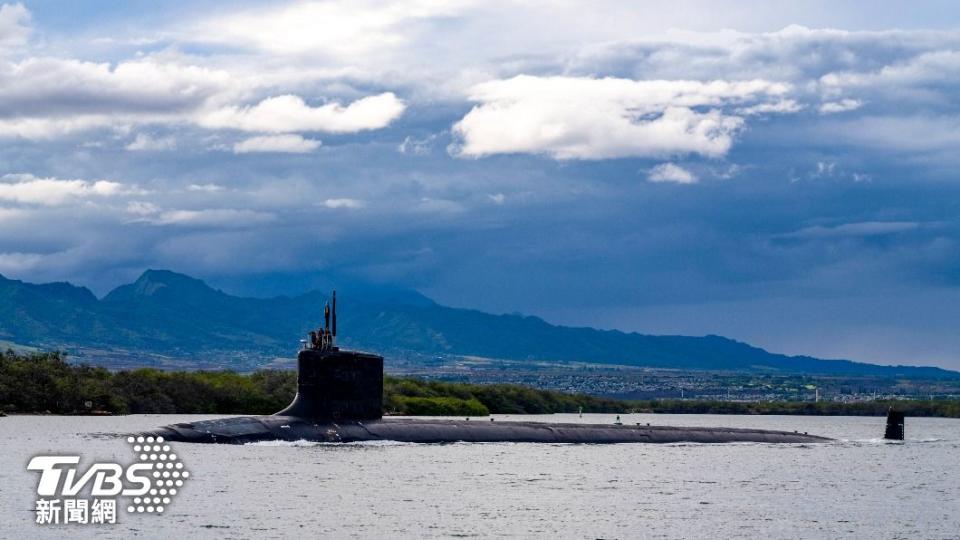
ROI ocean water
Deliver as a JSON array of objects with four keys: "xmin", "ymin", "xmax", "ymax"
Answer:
[{"xmin": 1, "ymin": 413, "xmax": 958, "ymax": 539}]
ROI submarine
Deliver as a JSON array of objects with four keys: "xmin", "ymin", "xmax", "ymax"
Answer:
[{"xmin": 145, "ymin": 291, "xmax": 842, "ymax": 445}]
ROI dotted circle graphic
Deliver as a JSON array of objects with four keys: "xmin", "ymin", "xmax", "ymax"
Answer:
[{"xmin": 124, "ymin": 435, "xmax": 190, "ymax": 514}]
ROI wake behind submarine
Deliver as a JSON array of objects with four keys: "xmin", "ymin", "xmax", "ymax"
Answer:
[{"xmin": 143, "ymin": 291, "xmax": 898, "ymax": 445}]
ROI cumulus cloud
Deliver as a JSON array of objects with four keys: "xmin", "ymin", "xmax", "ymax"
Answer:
[
  {"xmin": 126, "ymin": 133, "xmax": 177, "ymax": 151},
  {"xmin": 0, "ymin": 173, "xmax": 132, "ymax": 205},
  {"xmin": 4, "ymin": 5, "xmax": 958, "ymax": 156},
  {"xmin": 819, "ymin": 98, "xmax": 862, "ymax": 114},
  {"xmin": 233, "ymin": 134, "xmax": 322, "ymax": 154},
  {"xmin": 566, "ymin": 27, "xmax": 960, "ymax": 146},
  {"xmin": 203, "ymin": 93, "xmax": 405, "ymax": 134},
  {"xmin": 452, "ymin": 76, "xmax": 790, "ymax": 159},
  {"xmin": 0, "ymin": 115, "xmax": 116, "ymax": 139},
  {"xmin": 648, "ymin": 163, "xmax": 698, "ymax": 184},
  {"xmin": 0, "ymin": 56, "xmax": 404, "ymax": 139},
  {"xmin": 0, "ymin": 2, "xmax": 29, "ymax": 48}
]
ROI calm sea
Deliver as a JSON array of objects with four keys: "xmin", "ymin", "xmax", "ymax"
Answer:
[{"xmin": 1, "ymin": 413, "xmax": 957, "ymax": 539}]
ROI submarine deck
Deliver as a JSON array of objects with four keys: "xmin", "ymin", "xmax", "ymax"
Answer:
[{"xmin": 145, "ymin": 415, "xmax": 832, "ymax": 445}]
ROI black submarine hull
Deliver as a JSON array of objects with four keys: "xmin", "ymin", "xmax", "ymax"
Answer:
[{"xmin": 146, "ymin": 415, "xmax": 831, "ymax": 444}]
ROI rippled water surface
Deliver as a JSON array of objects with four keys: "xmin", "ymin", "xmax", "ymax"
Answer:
[{"xmin": 2, "ymin": 413, "xmax": 958, "ymax": 539}]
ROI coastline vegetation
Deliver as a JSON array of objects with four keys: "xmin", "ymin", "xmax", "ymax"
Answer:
[{"xmin": 2, "ymin": 350, "xmax": 959, "ymax": 418}]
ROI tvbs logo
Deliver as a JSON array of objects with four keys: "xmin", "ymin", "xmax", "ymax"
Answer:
[{"xmin": 26, "ymin": 435, "xmax": 191, "ymax": 525}]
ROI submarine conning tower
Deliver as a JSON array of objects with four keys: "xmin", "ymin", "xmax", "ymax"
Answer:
[
  {"xmin": 884, "ymin": 407, "xmax": 905, "ymax": 440},
  {"xmin": 275, "ymin": 290, "xmax": 384, "ymax": 421}
]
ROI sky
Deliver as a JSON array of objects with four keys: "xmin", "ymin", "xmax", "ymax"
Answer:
[{"xmin": 2, "ymin": 1, "xmax": 960, "ymax": 368}]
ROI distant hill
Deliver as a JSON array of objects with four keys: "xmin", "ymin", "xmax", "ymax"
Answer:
[{"xmin": 0, "ymin": 270, "xmax": 956, "ymax": 378}]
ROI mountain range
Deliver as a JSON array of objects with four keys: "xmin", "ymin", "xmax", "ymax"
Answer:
[{"xmin": 0, "ymin": 269, "xmax": 955, "ymax": 378}]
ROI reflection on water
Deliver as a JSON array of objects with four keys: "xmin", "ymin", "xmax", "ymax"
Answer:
[{"xmin": 2, "ymin": 413, "xmax": 958, "ymax": 538}]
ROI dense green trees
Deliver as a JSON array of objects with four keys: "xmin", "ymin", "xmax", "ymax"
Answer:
[
  {"xmin": 631, "ymin": 398, "xmax": 960, "ymax": 417},
  {"xmin": 0, "ymin": 350, "xmax": 621, "ymax": 416},
  {"xmin": 2, "ymin": 350, "xmax": 959, "ymax": 417},
  {"xmin": 0, "ymin": 350, "xmax": 297, "ymax": 414}
]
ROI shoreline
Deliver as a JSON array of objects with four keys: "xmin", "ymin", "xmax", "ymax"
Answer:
[{"xmin": 4, "ymin": 351, "xmax": 960, "ymax": 418}]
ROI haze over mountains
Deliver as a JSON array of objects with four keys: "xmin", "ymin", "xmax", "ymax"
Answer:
[{"xmin": 0, "ymin": 270, "xmax": 955, "ymax": 378}]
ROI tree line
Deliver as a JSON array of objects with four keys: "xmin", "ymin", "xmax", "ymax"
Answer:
[
  {"xmin": 0, "ymin": 350, "xmax": 625, "ymax": 416},
  {"xmin": 2, "ymin": 350, "xmax": 959, "ymax": 417},
  {"xmin": 629, "ymin": 398, "xmax": 960, "ymax": 417}
]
